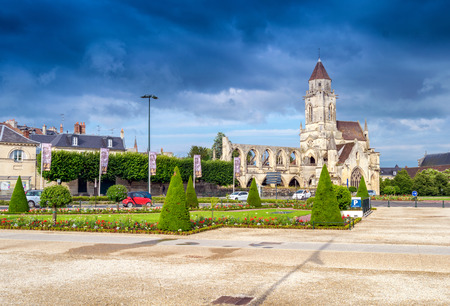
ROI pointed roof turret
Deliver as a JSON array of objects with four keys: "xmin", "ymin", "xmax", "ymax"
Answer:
[
  {"xmin": 364, "ymin": 119, "xmax": 368, "ymax": 132},
  {"xmin": 309, "ymin": 58, "xmax": 331, "ymax": 81}
]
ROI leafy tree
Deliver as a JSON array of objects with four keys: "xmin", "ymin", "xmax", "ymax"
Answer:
[
  {"xmin": 158, "ymin": 166, "xmax": 191, "ymax": 231},
  {"xmin": 333, "ymin": 185, "xmax": 351, "ymax": 210},
  {"xmin": 8, "ymin": 176, "xmax": 29, "ymax": 213},
  {"xmin": 247, "ymin": 178, "xmax": 262, "ymax": 207},
  {"xmin": 383, "ymin": 185, "xmax": 395, "ymax": 195},
  {"xmin": 185, "ymin": 175, "xmax": 199, "ymax": 209},
  {"xmin": 412, "ymin": 170, "xmax": 436, "ymax": 196},
  {"xmin": 211, "ymin": 132, "xmax": 226, "ymax": 160},
  {"xmin": 348, "ymin": 186, "xmax": 357, "ymax": 193},
  {"xmin": 356, "ymin": 176, "xmax": 369, "ymax": 198},
  {"xmin": 311, "ymin": 165, "xmax": 342, "ymax": 224},
  {"xmin": 188, "ymin": 146, "xmax": 211, "ymax": 161},
  {"xmin": 393, "ymin": 169, "xmax": 413, "ymax": 194},
  {"xmin": 106, "ymin": 184, "xmax": 128, "ymax": 211},
  {"xmin": 40, "ymin": 185, "xmax": 72, "ymax": 224}
]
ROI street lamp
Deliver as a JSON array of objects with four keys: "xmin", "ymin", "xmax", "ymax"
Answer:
[{"xmin": 141, "ymin": 94, "xmax": 158, "ymax": 194}]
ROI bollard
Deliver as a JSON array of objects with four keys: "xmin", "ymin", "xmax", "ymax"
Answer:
[
  {"xmin": 415, "ymin": 199, "xmax": 417, "ymax": 208},
  {"xmin": 443, "ymin": 200, "xmax": 445, "ymax": 208},
  {"xmin": 312, "ymin": 221, "xmax": 315, "ymax": 229},
  {"xmin": 388, "ymin": 200, "xmax": 390, "ymax": 208}
]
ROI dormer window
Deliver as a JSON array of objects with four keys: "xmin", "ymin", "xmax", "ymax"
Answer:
[
  {"xmin": 72, "ymin": 136, "xmax": 78, "ymax": 146},
  {"xmin": 108, "ymin": 138, "xmax": 113, "ymax": 148}
]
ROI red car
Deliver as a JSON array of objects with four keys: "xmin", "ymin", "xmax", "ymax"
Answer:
[{"xmin": 122, "ymin": 192, "xmax": 153, "ymax": 208}]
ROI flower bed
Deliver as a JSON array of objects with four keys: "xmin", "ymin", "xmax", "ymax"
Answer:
[{"xmin": 0, "ymin": 215, "xmax": 360, "ymax": 234}]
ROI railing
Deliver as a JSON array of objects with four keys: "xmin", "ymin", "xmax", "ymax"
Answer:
[{"xmin": 362, "ymin": 197, "xmax": 371, "ymax": 217}]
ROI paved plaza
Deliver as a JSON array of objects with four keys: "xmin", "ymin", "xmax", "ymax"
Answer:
[{"xmin": 0, "ymin": 207, "xmax": 449, "ymax": 305}]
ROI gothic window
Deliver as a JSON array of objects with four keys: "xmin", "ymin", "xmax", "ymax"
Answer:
[
  {"xmin": 276, "ymin": 150, "xmax": 283, "ymax": 166},
  {"xmin": 247, "ymin": 150, "xmax": 256, "ymax": 166},
  {"xmin": 10, "ymin": 150, "xmax": 25, "ymax": 162},
  {"xmin": 290, "ymin": 152, "xmax": 297, "ymax": 165},
  {"xmin": 351, "ymin": 168, "xmax": 363, "ymax": 188},
  {"xmin": 307, "ymin": 105, "xmax": 313, "ymax": 123},
  {"xmin": 262, "ymin": 150, "xmax": 270, "ymax": 167},
  {"xmin": 310, "ymin": 156, "xmax": 316, "ymax": 165}
]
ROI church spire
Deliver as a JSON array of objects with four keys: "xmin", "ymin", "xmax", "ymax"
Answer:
[{"xmin": 309, "ymin": 59, "xmax": 331, "ymax": 81}]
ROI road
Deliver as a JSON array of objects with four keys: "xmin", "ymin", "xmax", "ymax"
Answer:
[{"xmin": 0, "ymin": 207, "xmax": 449, "ymax": 305}]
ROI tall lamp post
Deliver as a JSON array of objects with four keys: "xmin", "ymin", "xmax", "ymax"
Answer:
[{"xmin": 141, "ymin": 94, "xmax": 158, "ymax": 194}]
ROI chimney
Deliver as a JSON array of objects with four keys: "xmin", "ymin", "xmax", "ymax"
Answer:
[
  {"xmin": 81, "ymin": 122, "xmax": 86, "ymax": 134},
  {"xmin": 74, "ymin": 122, "xmax": 80, "ymax": 134},
  {"xmin": 60, "ymin": 123, "xmax": 63, "ymax": 134},
  {"xmin": 42, "ymin": 124, "xmax": 47, "ymax": 135},
  {"xmin": 23, "ymin": 130, "xmax": 30, "ymax": 138},
  {"xmin": 120, "ymin": 128, "xmax": 124, "ymax": 139}
]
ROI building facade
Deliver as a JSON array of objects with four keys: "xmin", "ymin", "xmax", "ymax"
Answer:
[{"xmin": 222, "ymin": 59, "xmax": 380, "ymax": 193}]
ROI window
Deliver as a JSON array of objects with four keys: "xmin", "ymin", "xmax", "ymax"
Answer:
[
  {"xmin": 72, "ymin": 136, "xmax": 78, "ymax": 146},
  {"xmin": 108, "ymin": 139, "xmax": 113, "ymax": 148},
  {"xmin": 10, "ymin": 150, "xmax": 25, "ymax": 162}
]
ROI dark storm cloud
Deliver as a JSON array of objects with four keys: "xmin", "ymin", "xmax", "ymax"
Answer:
[{"xmin": 1, "ymin": 0, "xmax": 450, "ymax": 164}]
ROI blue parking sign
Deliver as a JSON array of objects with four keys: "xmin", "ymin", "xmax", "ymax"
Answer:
[{"xmin": 351, "ymin": 197, "xmax": 361, "ymax": 208}]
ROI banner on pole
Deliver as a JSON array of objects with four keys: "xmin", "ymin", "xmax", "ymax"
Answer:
[
  {"xmin": 234, "ymin": 157, "xmax": 241, "ymax": 175},
  {"xmin": 194, "ymin": 155, "xmax": 202, "ymax": 178},
  {"xmin": 42, "ymin": 143, "xmax": 52, "ymax": 171},
  {"xmin": 100, "ymin": 148, "xmax": 109, "ymax": 174},
  {"xmin": 149, "ymin": 151, "xmax": 157, "ymax": 175}
]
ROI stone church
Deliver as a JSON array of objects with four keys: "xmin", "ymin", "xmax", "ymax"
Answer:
[{"xmin": 221, "ymin": 58, "xmax": 380, "ymax": 193}]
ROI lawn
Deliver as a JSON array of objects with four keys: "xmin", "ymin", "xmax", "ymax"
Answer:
[{"xmin": 3, "ymin": 208, "xmax": 311, "ymax": 224}]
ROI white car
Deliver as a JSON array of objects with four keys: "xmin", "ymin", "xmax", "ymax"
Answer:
[
  {"xmin": 26, "ymin": 190, "xmax": 43, "ymax": 208},
  {"xmin": 228, "ymin": 191, "xmax": 249, "ymax": 201},
  {"xmin": 368, "ymin": 190, "xmax": 376, "ymax": 196},
  {"xmin": 292, "ymin": 189, "xmax": 311, "ymax": 200}
]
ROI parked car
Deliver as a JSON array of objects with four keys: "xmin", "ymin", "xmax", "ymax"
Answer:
[
  {"xmin": 25, "ymin": 190, "xmax": 43, "ymax": 208},
  {"xmin": 292, "ymin": 189, "xmax": 311, "ymax": 200},
  {"xmin": 228, "ymin": 191, "xmax": 249, "ymax": 201},
  {"xmin": 122, "ymin": 192, "xmax": 152, "ymax": 208},
  {"xmin": 368, "ymin": 190, "xmax": 376, "ymax": 197}
]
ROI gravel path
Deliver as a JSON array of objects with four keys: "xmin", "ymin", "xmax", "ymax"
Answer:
[{"xmin": 0, "ymin": 207, "xmax": 449, "ymax": 305}]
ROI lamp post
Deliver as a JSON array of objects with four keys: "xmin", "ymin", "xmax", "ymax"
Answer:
[{"xmin": 141, "ymin": 94, "xmax": 158, "ymax": 194}]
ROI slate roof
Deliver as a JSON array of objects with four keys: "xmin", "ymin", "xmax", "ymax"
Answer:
[
  {"xmin": 380, "ymin": 165, "xmax": 401, "ymax": 176},
  {"xmin": 0, "ymin": 124, "xmax": 39, "ymax": 145},
  {"xmin": 336, "ymin": 143, "xmax": 355, "ymax": 164},
  {"xmin": 309, "ymin": 59, "xmax": 331, "ymax": 81},
  {"xmin": 30, "ymin": 133, "xmax": 126, "ymax": 151},
  {"xmin": 337, "ymin": 121, "xmax": 366, "ymax": 141},
  {"xmin": 418, "ymin": 153, "xmax": 450, "ymax": 167},
  {"xmin": 405, "ymin": 165, "xmax": 450, "ymax": 178}
]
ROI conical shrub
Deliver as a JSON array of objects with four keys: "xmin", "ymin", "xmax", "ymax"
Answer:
[
  {"xmin": 356, "ymin": 176, "xmax": 369, "ymax": 198},
  {"xmin": 185, "ymin": 175, "xmax": 199, "ymax": 209},
  {"xmin": 247, "ymin": 178, "xmax": 261, "ymax": 207},
  {"xmin": 8, "ymin": 176, "xmax": 29, "ymax": 213},
  {"xmin": 158, "ymin": 166, "xmax": 191, "ymax": 231},
  {"xmin": 310, "ymin": 165, "xmax": 342, "ymax": 224}
]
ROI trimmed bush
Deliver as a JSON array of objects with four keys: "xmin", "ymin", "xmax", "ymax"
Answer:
[
  {"xmin": 106, "ymin": 184, "xmax": 128, "ymax": 210},
  {"xmin": 349, "ymin": 186, "xmax": 357, "ymax": 193},
  {"xmin": 186, "ymin": 176, "xmax": 199, "ymax": 209},
  {"xmin": 158, "ymin": 166, "xmax": 191, "ymax": 231},
  {"xmin": 306, "ymin": 196, "xmax": 315, "ymax": 206},
  {"xmin": 8, "ymin": 176, "xmax": 29, "ymax": 213},
  {"xmin": 333, "ymin": 185, "xmax": 351, "ymax": 210},
  {"xmin": 356, "ymin": 176, "xmax": 369, "ymax": 198},
  {"xmin": 311, "ymin": 165, "xmax": 342, "ymax": 224},
  {"xmin": 40, "ymin": 185, "xmax": 72, "ymax": 224},
  {"xmin": 247, "ymin": 178, "xmax": 261, "ymax": 207}
]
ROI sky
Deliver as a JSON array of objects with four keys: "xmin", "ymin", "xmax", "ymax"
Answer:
[{"xmin": 1, "ymin": 0, "xmax": 450, "ymax": 167}]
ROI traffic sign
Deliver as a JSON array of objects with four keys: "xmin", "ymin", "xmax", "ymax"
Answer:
[{"xmin": 412, "ymin": 191, "xmax": 418, "ymax": 197}]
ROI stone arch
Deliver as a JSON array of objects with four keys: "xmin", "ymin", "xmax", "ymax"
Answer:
[
  {"xmin": 289, "ymin": 176, "xmax": 301, "ymax": 187},
  {"xmin": 247, "ymin": 149, "xmax": 257, "ymax": 166},
  {"xmin": 307, "ymin": 175, "xmax": 316, "ymax": 187},
  {"xmin": 276, "ymin": 150, "xmax": 285, "ymax": 166},
  {"xmin": 351, "ymin": 167, "xmax": 363, "ymax": 188},
  {"xmin": 261, "ymin": 149, "xmax": 272, "ymax": 167},
  {"xmin": 231, "ymin": 147, "xmax": 242, "ymax": 159},
  {"xmin": 247, "ymin": 177, "xmax": 257, "ymax": 187},
  {"xmin": 290, "ymin": 151, "xmax": 299, "ymax": 166}
]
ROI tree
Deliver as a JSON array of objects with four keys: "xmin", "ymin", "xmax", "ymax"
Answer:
[
  {"xmin": 106, "ymin": 185, "xmax": 128, "ymax": 211},
  {"xmin": 188, "ymin": 146, "xmax": 211, "ymax": 161},
  {"xmin": 185, "ymin": 175, "xmax": 199, "ymax": 209},
  {"xmin": 40, "ymin": 185, "xmax": 72, "ymax": 224},
  {"xmin": 393, "ymin": 169, "xmax": 413, "ymax": 194},
  {"xmin": 8, "ymin": 176, "xmax": 29, "ymax": 213},
  {"xmin": 211, "ymin": 132, "xmax": 226, "ymax": 160},
  {"xmin": 311, "ymin": 165, "xmax": 342, "ymax": 224},
  {"xmin": 333, "ymin": 185, "xmax": 351, "ymax": 210},
  {"xmin": 247, "ymin": 178, "xmax": 262, "ymax": 207},
  {"xmin": 412, "ymin": 170, "xmax": 435, "ymax": 196},
  {"xmin": 356, "ymin": 176, "xmax": 369, "ymax": 198},
  {"xmin": 158, "ymin": 166, "xmax": 191, "ymax": 231}
]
